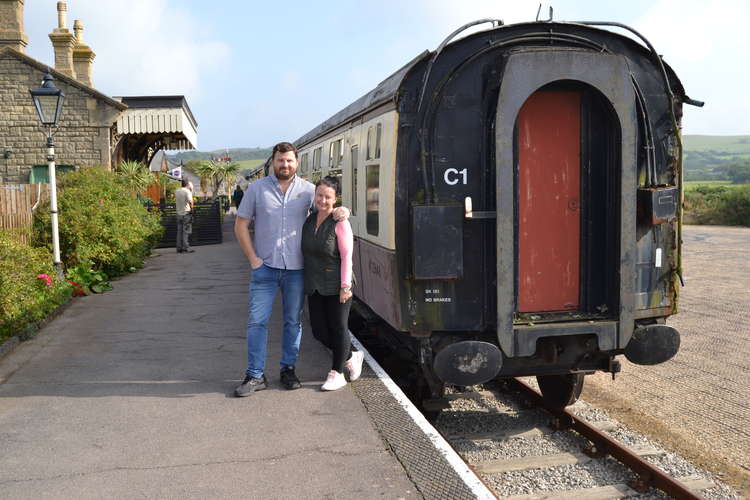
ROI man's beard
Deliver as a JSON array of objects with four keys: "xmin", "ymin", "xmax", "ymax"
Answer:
[{"xmin": 275, "ymin": 170, "xmax": 293, "ymax": 180}]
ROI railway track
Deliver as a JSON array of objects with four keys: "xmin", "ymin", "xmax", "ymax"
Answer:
[
  {"xmin": 352, "ymin": 317, "xmax": 738, "ymax": 499},
  {"xmin": 431, "ymin": 379, "xmax": 727, "ymax": 499}
]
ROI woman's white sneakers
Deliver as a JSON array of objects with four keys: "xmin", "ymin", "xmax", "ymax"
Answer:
[
  {"xmin": 345, "ymin": 351, "xmax": 364, "ymax": 381},
  {"xmin": 321, "ymin": 352, "xmax": 364, "ymax": 391},
  {"xmin": 321, "ymin": 370, "xmax": 347, "ymax": 391}
]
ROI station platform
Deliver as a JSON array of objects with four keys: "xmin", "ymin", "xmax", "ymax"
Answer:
[{"xmin": 0, "ymin": 215, "xmax": 489, "ymax": 499}]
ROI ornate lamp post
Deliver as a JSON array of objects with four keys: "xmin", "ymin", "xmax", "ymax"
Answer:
[{"xmin": 29, "ymin": 70, "xmax": 65, "ymax": 279}]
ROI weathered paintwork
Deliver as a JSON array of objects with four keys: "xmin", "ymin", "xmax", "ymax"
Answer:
[{"xmin": 296, "ymin": 21, "xmax": 691, "ymax": 384}]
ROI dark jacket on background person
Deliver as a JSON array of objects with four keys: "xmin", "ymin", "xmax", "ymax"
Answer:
[{"xmin": 232, "ymin": 186, "xmax": 244, "ymax": 207}]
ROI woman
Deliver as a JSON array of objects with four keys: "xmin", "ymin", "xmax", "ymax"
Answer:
[{"xmin": 302, "ymin": 176, "xmax": 364, "ymax": 391}]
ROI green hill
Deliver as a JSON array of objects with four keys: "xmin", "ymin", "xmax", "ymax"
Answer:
[
  {"xmin": 682, "ymin": 135, "xmax": 750, "ymax": 181},
  {"xmin": 683, "ymin": 135, "xmax": 750, "ymax": 154},
  {"xmin": 168, "ymin": 147, "xmax": 272, "ymax": 163}
]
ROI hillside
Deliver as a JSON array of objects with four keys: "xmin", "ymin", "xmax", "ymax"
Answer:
[
  {"xmin": 166, "ymin": 136, "xmax": 750, "ymax": 182},
  {"xmin": 682, "ymin": 135, "xmax": 750, "ymax": 181},
  {"xmin": 168, "ymin": 147, "xmax": 272, "ymax": 163}
]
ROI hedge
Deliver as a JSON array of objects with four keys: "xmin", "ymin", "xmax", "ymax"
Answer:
[
  {"xmin": 0, "ymin": 230, "xmax": 71, "ymax": 342},
  {"xmin": 32, "ymin": 166, "xmax": 163, "ymax": 276}
]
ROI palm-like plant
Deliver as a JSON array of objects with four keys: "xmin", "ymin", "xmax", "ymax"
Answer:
[
  {"xmin": 214, "ymin": 162, "xmax": 241, "ymax": 196},
  {"xmin": 190, "ymin": 160, "xmax": 241, "ymax": 199},
  {"xmin": 116, "ymin": 160, "xmax": 153, "ymax": 197},
  {"xmin": 191, "ymin": 160, "xmax": 216, "ymax": 198}
]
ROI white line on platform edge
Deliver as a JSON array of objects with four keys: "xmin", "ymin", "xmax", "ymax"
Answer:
[{"xmin": 350, "ymin": 334, "xmax": 495, "ymax": 500}]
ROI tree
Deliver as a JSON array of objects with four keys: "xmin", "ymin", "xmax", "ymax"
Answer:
[
  {"xmin": 190, "ymin": 160, "xmax": 217, "ymax": 198},
  {"xmin": 726, "ymin": 162, "xmax": 750, "ymax": 184},
  {"xmin": 190, "ymin": 160, "xmax": 241, "ymax": 199},
  {"xmin": 115, "ymin": 160, "xmax": 153, "ymax": 197},
  {"xmin": 213, "ymin": 162, "xmax": 241, "ymax": 196}
]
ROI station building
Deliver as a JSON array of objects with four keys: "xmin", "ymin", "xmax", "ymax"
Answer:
[{"xmin": 0, "ymin": 0, "xmax": 197, "ymax": 184}]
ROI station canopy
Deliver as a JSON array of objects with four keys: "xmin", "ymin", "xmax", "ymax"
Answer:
[{"xmin": 113, "ymin": 95, "xmax": 198, "ymax": 164}]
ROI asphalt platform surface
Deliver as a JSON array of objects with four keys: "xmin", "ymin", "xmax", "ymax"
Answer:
[{"xmin": 0, "ymin": 216, "xmax": 419, "ymax": 499}]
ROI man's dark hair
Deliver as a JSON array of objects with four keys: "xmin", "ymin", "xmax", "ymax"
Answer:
[
  {"xmin": 272, "ymin": 141, "xmax": 298, "ymax": 160},
  {"xmin": 181, "ymin": 179, "xmax": 189, "ymax": 187},
  {"xmin": 316, "ymin": 175, "xmax": 340, "ymax": 195}
]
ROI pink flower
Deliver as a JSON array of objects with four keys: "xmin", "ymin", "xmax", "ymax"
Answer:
[
  {"xmin": 36, "ymin": 274, "xmax": 53, "ymax": 286},
  {"xmin": 98, "ymin": 199, "xmax": 104, "ymax": 205}
]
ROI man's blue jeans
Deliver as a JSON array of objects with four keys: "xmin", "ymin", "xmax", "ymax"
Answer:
[{"xmin": 246, "ymin": 265, "xmax": 304, "ymax": 378}]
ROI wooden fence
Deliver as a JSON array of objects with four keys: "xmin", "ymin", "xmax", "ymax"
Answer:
[{"xmin": 0, "ymin": 184, "xmax": 48, "ymax": 242}]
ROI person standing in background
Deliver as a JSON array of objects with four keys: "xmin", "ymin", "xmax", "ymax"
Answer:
[
  {"xmin": 175, "ymin": 179, "xmax": 194, "ymax": 253},
  {"xmin": 231, "ymin": 184, "xmax": 244, "ymax": 215}
]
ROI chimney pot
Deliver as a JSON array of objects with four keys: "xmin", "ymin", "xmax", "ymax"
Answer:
[
  {"xmin": 72, "ymin": 18, "xmax": 95, "ymax": 87},
  {"xmin": 49, "ymin": 1, "xmax": 75, "ymax": 78},
  {"xmin": 57, "ymin": 2, "xmax": 67, "ymax": 29},
  {"xmin": 73, "ymin": 19, "xmax": 83, "ymax": 42}
]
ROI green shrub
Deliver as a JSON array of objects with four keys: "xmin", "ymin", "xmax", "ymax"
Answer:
[
  {"xmin": 717, "ymin": 185, "xmax": 750, "ymax": 225},
  {"xmin": 0, "ymin": 230, "xmax": 71, "ymax": 342},
  {"xmin": 683, "ymin": 184, "xmax": 750, "ymax": 226},
  {"xmin": 32, "ymin": 166, "xmax": 163, "ymax": 276}
]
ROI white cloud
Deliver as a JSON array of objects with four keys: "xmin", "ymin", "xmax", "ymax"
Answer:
[{"xmin": 23, "ymin": 0, "xmax": 230, "ymax": 101}]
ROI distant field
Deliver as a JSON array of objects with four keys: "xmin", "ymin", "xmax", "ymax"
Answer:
[
  {"xmin": 683, "ymin": 135, "xmax": 750, "ymax": 153},
  {"xmin": 684, "ymin": 180, "xmax": 748, "ymax": 191},
  {"xmin": 235, "ymin": 159, "xmax": 266, "ymax": 171}
]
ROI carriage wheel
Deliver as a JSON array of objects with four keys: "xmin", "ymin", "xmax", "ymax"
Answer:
[{"xmin": 536, "ymin": 373, "xmax": 585, "ymax": 409}]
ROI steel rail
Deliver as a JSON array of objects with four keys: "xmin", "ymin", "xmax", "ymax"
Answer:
[{"xmin": 509, "ymin": 378, "xmax": 703, "ymax": 500}]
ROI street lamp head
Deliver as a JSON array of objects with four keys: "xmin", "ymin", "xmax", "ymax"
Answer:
[{"xmin": 29, "ymin": 69, "xmax": 65, "ymax": 127}]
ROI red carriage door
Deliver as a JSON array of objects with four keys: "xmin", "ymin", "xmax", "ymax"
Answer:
[{"xmin": 517, "ymin": 90, "xmax": 581, "ymax": 312}]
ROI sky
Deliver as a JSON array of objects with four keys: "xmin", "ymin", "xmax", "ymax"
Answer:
[{"xmin": 22, "ymin": 0, "xmax": 750, "ymax": 152}]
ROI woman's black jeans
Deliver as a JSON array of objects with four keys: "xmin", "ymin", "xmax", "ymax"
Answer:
[{"xmin": 308, "ymin": 292, "xmax": 352, "ymax": 373}]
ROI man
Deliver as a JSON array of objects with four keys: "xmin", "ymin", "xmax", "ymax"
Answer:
[
  {"xmin": 234, "ymin": 142, "xmax": 348, "ymax": 396},
  {"xmin": 175, "ymin": 179, "xmax": 194, "ymax": 253}
]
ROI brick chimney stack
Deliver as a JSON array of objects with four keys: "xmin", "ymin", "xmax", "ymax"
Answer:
[
  {"xmin": 73, "ymin": 19, "xmax": 95, "ymax": 87},
  {"xmin": 0, "ymin": 0, "xmax": 28, "ymax": 53},
  {"xmin": 48, "ymin": 1, "xmax": 76, "ymax": 78}
]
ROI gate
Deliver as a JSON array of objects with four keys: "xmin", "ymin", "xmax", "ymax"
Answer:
[{"xmin": 149, "ymin": 200, "xmax": 223, "ymax": 248}]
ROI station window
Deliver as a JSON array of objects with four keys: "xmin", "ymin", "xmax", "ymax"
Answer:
[
  {"xmin": 300, "ymin": 153, "xmax": 309, "ymax": 177},
  {"xmin": 366, "ymin": 164, "xmax": 379, "ymax": 236},
  {"xmin": 312, "ymin": 147, "xmax": 322, "ymax": 183},
  {"xmin": 351, "ymin": 145, "xmax": 358, "ymax": 216},
  {"xmin": 29, "ymin": 164, "xmax": 75, "ymax": 184}
]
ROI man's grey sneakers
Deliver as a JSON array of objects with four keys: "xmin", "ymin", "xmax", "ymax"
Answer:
[
  {"xmin": 280, "ymin": 367, "xmax": 301, "ymax": 390},
  {"xmin": 345, "ymin": 350, "xmax": 364, "ymax": 381},
  {"xmin": 234, "ymin": 374, "xmax": 267, "ymax": 397}
]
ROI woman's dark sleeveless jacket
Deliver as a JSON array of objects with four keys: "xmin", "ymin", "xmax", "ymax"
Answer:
[{"xmin": 302, "ymin": 213, "xmax": 341, "ymax": 296}]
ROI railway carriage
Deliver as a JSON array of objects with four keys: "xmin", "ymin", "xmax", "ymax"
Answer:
[{"xmin": 295, "ymin": 19, "xmax": 701, "ymax": 408}]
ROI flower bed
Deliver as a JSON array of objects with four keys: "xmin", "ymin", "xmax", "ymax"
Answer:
[{"xmin": 0, "ymin": 230, "xmax": 71, "ymax": 343}]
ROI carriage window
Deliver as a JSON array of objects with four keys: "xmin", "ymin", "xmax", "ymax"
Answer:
[
  {"xmin": 300, "ymin": 153, "xmax": 309, "ymax": 177},
  {"xmin": 375, "ymin": 123, "xmax": 382, "ymax": 159},
  {"xmin": 328, "ymin": 139, "xmax": 343, "ymax": 170},
  {"xmin": 366, "ymin": 124, "xmax": 381, "ymax": 161},
  {"xmin": 328, "ymin": 139, "xmax": 343, "ymax": 182},
  {"xmin": 351, "ymin": 145, "xmax": 359, "ymax": 216},
  {"xmin": 366, "ymin": 164, "xmax": 379, "ymax": 236},
  {"xmin": 312, "ymin": 147, "xmax": 322, "ymax": 182}
]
